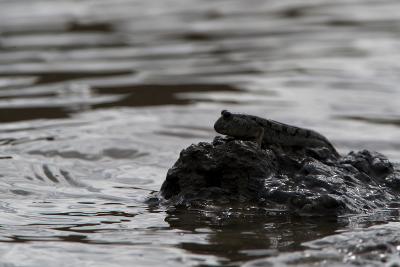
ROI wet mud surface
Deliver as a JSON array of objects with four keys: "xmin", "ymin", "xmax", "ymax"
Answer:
[
  {"xmin": 0, "ymin": 0, "xmax": 400, "ymax": 266},
  {"xmin": 160, "ymin": 137, "xmax": 398, "ymax": 216}
]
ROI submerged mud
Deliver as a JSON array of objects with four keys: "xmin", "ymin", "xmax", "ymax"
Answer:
[{"xmin": 160, "ymin": 137, "xmax": 399, "ymax": 215}]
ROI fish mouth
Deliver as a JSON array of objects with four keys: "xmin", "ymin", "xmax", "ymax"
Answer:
[
  {"xmin": 213, "ymin": 122, "xmax": 223, "ymax": 134},
  {"xmin": 213, "ymin": 119, "xmax": 227, "ymax": 135}
]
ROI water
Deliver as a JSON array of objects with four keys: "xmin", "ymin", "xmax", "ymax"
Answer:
[{"xmin": 0, "ymin": 0, "xmax": 399, "ymax": 266}]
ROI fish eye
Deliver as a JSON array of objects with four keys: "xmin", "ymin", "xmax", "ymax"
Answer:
[{"xmin": 221, "ymin": 110, "xmax": 232, "ymax": 118}]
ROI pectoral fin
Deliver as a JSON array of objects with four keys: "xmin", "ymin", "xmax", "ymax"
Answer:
[{"xmin": 255, "ymin": 127, "xmax": 264, "ymax": 148}]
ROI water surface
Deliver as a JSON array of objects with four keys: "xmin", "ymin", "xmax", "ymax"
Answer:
[{"xmin": 0, "ymin": 0, "xmax": 399, "ymax": 266}]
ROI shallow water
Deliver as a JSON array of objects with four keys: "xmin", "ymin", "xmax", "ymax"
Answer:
[{"xmin": 0, "ymin": 0, "xmax": 400, "ymax": 266}]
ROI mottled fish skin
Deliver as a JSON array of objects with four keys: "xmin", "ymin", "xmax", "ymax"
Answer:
[{"xmin": 214, "ymin": 110, "xmax": 340, "ymax": 157}]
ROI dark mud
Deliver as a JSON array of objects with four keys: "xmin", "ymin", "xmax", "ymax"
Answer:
[{"xmin": 160, "ymin": 137, "xmax": 399, "ymax": 216}]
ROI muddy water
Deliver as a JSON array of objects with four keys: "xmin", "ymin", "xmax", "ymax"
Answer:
[{"xmin": 0, "ymin": 0, "xmax": 399, "ymax": 266}]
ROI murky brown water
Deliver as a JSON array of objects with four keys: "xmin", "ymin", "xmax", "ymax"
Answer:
[{"xmin": 0, "ymin": 0, "xmax": 400, "ymax": 266}]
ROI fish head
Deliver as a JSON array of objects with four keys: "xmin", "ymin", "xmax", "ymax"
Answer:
[{"xmin": 214, "ymin": 110, "xmax": 260, "ymax": 139}]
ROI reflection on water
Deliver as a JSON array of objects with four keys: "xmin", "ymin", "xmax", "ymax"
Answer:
[
  {"xmin": 93, "ymin": 83, "xmax": 241, "ymax": 108},
  {"xmin": 0, "ymin": 0, "xmax": 399, "ymax": 266}
]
